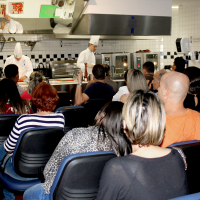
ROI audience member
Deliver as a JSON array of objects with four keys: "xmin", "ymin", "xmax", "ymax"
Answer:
[
  {"xmin": 112, "ymin": 70, "xmax": 129, "ymax": 101},
  {"xmin": 142, "ymin": 61, "xmax": 154, "ymax": 90},
  {"xmin": 158, "ymin": 71, "xmax": 200, "ymax": 147},
  {"xmin": 183, "ymin": 67, "xmax": 200, "ymax": 111},
  {"xmin": 152, "ymin": 69, "xmax": 167, "ymax": 92},
  {"xmin": 96, "ymin": 90, "xmax": 188, "ymax": 200},
  {"xmin": 75, "ymin": 64, "xmax": 114, "ymax": 105},
  {"xmin": 0, "ymin": 78, "xmax": 33, "ymax": 114},
  {"xmin": 4, "ymin": 64, "xmax": 24, "ymax": 95},
  {"xmin": 120, "ymin": 69, "xmax": 148, "ymax": 103},
  {"xmin": 23, "ymin": 102, "xmax": 131, "ymax": 199},
  {"xmin": 172, "ymin": 57, "xmax": 185, "ymax": 73},
  {"xmin": 86, "ymin": 64, "xmax": 118, "ymax": 93},
  {"xmin": 0, "ymin": 82, "xmax": 65, "ymax": 200},
  {"xmin": 21, "ymin": 71, "xmax": 43, "ymax": 100}
]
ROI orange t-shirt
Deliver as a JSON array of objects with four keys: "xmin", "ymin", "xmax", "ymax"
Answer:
[{"xmin": 161, "ymin": 109, "xmax": 200, "ymax": 147}]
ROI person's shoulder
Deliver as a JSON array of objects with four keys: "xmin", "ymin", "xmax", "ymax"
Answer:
[
  {"xmin": 6, "ymin": 55, "xmax": 14, "ymax": 60},
  {"xmin": 22, "ymin": 55, "xmax": 31, "ymax": 60},
  {"xmin": 188, "ymin": 109, "xmax": 200, "ymax": 118}
]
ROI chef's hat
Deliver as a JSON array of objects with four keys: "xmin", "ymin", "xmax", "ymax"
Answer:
[
  {"xmin": 89, "ymin": 36, "xmax": 100, "ymax": 45},
  {"xmin": 8, "ymin": 19, "xmax": 17, "ymax": 34},
  {"xmin": 14, "ymin": 42, "xmax": 22, "ymax": 58}
]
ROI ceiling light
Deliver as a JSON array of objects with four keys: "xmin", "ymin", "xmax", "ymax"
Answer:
[{"xmin": 172, "ymin": 6, "xmax": 179, "ymax": 8}]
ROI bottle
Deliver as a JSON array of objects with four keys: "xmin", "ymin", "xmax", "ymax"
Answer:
[{"xmin": 84, "ymin": 63, "xmax": 88, "ymax": 81}]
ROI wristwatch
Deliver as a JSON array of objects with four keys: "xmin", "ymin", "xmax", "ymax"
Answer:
[{"xmin": 77, "ymin": 83, "xmax": 83, "ymax": 86}]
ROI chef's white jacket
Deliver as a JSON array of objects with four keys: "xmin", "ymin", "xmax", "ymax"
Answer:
[
  {"xmin": 0, "ymin": 19, "xmax": 23, "ymax": 33},
  {"xmin": 4, "ymin": 55, "xmax": 33, "ymax": 79},
  {"xmin": 77, "ymin": 48, "xmax": 96, "ymax": 75}
]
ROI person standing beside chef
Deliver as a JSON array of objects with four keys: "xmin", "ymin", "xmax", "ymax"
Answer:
[
  {"xmin": 0, "ymin": 14, "xmax": 23, "ymax": 34},
  {"xmin": 4, "ymin": 42, "xmax": 33, "ymax": 81},
  {"xmin": 77, "ymin": 36, "xmax": 100, "ymax": 77}
]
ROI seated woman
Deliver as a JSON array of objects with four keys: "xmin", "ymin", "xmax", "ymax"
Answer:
[
  {"xmin": 23, "ymin": 101, "xmax": 131, "ymax": 200},
  {"xmin": 21, "ymin": 71, "xmax": 43, "ymax": 100},
  {"xmin": 183, "ymin": 67, "xmax": 200, "ymax": 111},
  {"xmin": 0, "ymin": 82, "xmax": 65, "ymax": 200},
  {"xmin": 0, "ymin": 78, "xmax": 33, "ymax": 114},
  {"xmin": 97, "ymin": 90, "xmax": 188, "ymax": 200},
  {"xmin": 120, "ymin": 69, "xmax": 148, "ymax": 103}
]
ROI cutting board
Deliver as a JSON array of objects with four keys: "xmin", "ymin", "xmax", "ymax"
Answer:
[
  {"xmin": 40, "ymin": 5, "xmax": 60, "ymax": 18},
  {"xmin": 56, "ymin": 78, "xmax": 74, "ymax": 82}
]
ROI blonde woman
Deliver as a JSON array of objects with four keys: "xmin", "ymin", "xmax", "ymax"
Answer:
[
  {"xmin": 97, "ymin": 90, "xmax": 188, "ymax": 200},
  {"xmin": 120, "ymin": 69, "xmax": 148, "ymax": 103}
]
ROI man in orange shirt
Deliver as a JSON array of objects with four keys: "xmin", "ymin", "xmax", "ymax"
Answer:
[{"xmin": 158, "ymin": 71, "xmax": 200, "ymax": 147}]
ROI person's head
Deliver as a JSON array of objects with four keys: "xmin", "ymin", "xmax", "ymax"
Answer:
[
  {"xmin": 27, "ymin": 72, "xmax": 43, "ymax": 95},
  {"xmin": 127, "ymin": 69, "xmax": 149, "ymax": 93},
  {"xmin": 142, "ymin": 62, "xmax": 155, "ymax": 75},
  {"xmin": 88, "ymin": 43, "xmax": 98, "ymax": 52},
  {"xmin": 158, "ymin": 71, "xmax": 189, "ymax": 106},
  {"xmin": 189, "ymin": 78, "xmax": 200, "ymax": 95},
  {"xmin": 31, "ymin": 82, "xmax": 60, "ymax": 112},
  {"xmin": 92, "ymin": 64, "xmax": 105, "ymax": 80},
  {"xmin": 94, "ymin": 101, "xmax": 131, "ymax": 156},
  {"xmin": 122, "ymin": 90, "xmax": 166, "ymax": 146},
  {"xmin": 14, "ymin": 42, "xmax": 22, "ymax": 61},
  {"xmin": 183, "ymin": 66, "xmax": 200, "ymax": 82},
  {"xmin": 0, "ymin": 78, "xmax": 28, "ymax": 114},
  {"xmin": 102, "ymin": 64, "xmax": 110, "ymax": 77},
  {"xmin": 4, "ymin": 64, "xmax": 19, "ymax": 83},
  {"xmin": 172, "ymin": 57, "xmax": 185, "ymax": 73},
  {"xmin": 124, "ymin": 70, "xmax": 128, "ymax": 83},
  {"xmin": 152, "ymin": 70, "xmax": 167, "ymax": 91},
  {"xmin": 88, "ymin": 36, "xmax": 99, "ymax": 52}
]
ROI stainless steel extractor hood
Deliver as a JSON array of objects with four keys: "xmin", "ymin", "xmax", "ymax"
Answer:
[{"xmin": 68, "ymin": 0, "xmax": 172, "ymax": 36}]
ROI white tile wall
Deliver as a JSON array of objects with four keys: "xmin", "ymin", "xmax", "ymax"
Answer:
[{"xmin": 0, "ymin": 0, "xmax": 200, "ymax": 70}]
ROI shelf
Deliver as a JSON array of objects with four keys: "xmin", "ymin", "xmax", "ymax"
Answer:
[{"xmin": 0, "ymin": 41, "xmax": 40, "ymax": 52}]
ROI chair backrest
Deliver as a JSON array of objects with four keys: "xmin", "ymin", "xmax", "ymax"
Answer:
[
  {"xmin": 50, "ymin": 151, "xmax": 116, "ymax": 200},
  {"xmin": 13, "ymin": 127, "xmax": 64, "ymax": 178},
  {"xmin": 55, "ymin": 106, "xmax": 88, "ymax": 133},
  {"xmin": 168, "ymin": 140, "xmax": 200, "ymax": 194},
  {"xmin": 55, "ymin": 91, "xmax": 70, "ymax": 110},
  {"xmin": 82, "ymin": 99, "xmax": 108, "ymax": 126},
  {"xmin": 168, "ymin": 192, "xmax": 200, "ymax": 200},
  {"xmin": 0, "ymin": 114, "xmax": 20, "ymax": 145}
]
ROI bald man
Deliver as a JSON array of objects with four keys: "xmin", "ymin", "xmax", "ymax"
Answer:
[{"xmin": 158, "ymin": 71, "xmax": 200, "ymax": 147}]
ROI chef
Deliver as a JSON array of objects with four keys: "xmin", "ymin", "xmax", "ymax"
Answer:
[
  {"xmin": 0, "ymin": 15, "xmax": 23, "ymax": 34},
  {"xmin": 4, "ymin": 42, "xmax": 33, "ymax": 81},
  {"xmin": 77, "ymin": 35, "xmax": 100, "ymax": 75}
]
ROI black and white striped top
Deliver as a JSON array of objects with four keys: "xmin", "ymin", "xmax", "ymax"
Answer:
[{"xmin": 4, "ymin": 113, "xmax": 65, "ymax": 153}]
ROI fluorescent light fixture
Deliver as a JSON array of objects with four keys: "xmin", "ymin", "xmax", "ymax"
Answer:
[{"xmin": 172, "ymin": 6, "xmax": 179, "ymax": 8}]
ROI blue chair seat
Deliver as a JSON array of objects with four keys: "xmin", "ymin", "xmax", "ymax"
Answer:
[{"xmin": 168, "ymin": 192, "xmax": 200, "ymax": 199}]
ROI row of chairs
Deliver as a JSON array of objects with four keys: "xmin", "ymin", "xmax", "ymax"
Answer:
[
  {"xmin": 0, "ymin": 126, "xmax": 116, "ymax": 200},
  {"xmin": 1, "ymin": 127, "xmax": 200, "ymax": 200},
  {"xmin": 0, "ymin": 99, "xmax": 108, "ymax": 146}
]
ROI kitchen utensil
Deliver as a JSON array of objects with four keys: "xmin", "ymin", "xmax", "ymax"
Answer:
[
  {"xmin": 9, "ymin": 2, "xmax": 24, "ymax": 14},
  {"xmin": 7, "ymin": 37, "xmax": 16, "ymax": 42},
  {"xmin": 0, "ymin": 36, "xmax": 6, "ymax": 42},
  {"xmin": 58, "ymin": 0, "xmax": 65, "ymax": 7},
  {"xmin": 51, "ymin": 0, "xmax": 58, "ymax": 5}
]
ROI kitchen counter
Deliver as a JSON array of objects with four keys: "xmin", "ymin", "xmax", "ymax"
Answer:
[{"xmin": 18, "ymin": 79, "xmax": 126, "ymax": 105}]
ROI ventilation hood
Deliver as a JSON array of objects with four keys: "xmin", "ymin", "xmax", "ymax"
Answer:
[{"xmin": 67, "ymin": 0, "xmax": 172, "ymax": 36}]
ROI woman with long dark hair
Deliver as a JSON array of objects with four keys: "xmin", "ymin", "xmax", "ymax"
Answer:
[
  {"xmin": 0, "ymin": 78, "xmax": 33, "ymax": 114},
  {"xmin": 23, "ymin": 101, "xmax": 131, "ymax": 200}
]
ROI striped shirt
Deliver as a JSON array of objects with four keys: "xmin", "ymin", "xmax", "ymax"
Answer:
[{"xmin": 4, "ymin": 113, "xmax": 65, "ymax": 153}]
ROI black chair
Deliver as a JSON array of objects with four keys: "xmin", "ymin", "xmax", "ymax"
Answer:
[
  {"xmin": 0, "ymin": 127, "xmax": 64, "ymax": 192},
  {"xmin": 0, "ymin": 114, "xmax": 20, "ymax": 145},
  {"xmin": 82, "ymin": 99, "xmax": 108, "ymax": 126},
  {"xmin": 168, "ymin": 140, "xmax": 200, "ymax": 194},
  {"xmin": 55, "ymin": 106, "xmax": 88, "ymax": 133},
  {"xmin": 55, "ymin": 91, "xmax": 70, "ymax": 110},
  {"xmin": 49, "ymin": 151, "xmax": 116, "ymax": 200}
]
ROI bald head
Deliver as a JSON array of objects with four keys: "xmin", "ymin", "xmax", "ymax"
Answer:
[{"xmin": 158, "ymin": 71, "xmax": 189, "ymax": 104}]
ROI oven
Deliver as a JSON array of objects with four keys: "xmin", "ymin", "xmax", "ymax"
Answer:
[
  {"xmin": 94, "ymin": 52, "xmax": 131, "ymax": 79},
  {"xmin": 131, "ymin": 52, "xmax": 160, "ymax": 71}
]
